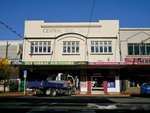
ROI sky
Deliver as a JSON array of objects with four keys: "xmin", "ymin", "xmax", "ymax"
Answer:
[{"xmin": 0, "ymin": 0, "xmax": 150, "ymax": 40}]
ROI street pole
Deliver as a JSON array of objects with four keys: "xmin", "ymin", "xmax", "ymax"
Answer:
[
  {"xmin": 24, "ymin": 77, "xmax": 26, "ymax": 95},
  {"xmin": 4, "ymin": 41, "xmax": 10, "ymax": 92},
  {"xmin": 6, "ymin": 41, "xmax": 8, "ymax": 58},
  {"xmin": 6, "ymin": 41, "xmax": 11, "ymax": 58}
]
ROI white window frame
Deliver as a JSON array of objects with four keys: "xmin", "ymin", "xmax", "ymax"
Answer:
[
  {"xmin": 30, "ymin": 41, "xmax": 51, "ymax": 54},
  {"xmin": 91, "ymin": 41, "xmax": 112, "ymax": 54},
  {"xmin": 63, "ymin": 41, "xmax": 80, "ymax": 54}
]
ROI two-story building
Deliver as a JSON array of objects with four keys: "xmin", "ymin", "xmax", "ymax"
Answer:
[
  {"xmin": 21, "ymin": 20, "xmax": 126, "ymax": 94},
  {"xmin": 120, "ymin": 28, "xmax": 150, "ymax": 93}
]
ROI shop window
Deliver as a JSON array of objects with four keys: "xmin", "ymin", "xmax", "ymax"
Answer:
[
  {"xmin": 107, "ymin": 76, "xmax": 115, "ymax": 88},
  {"xmin": 91, "ymin": 41, "xmax": 112, "ymax": 54},
  {"xmin": 128, "ymin": 77, "xmax": 138, "ymax": 87},
  {"xmin": 128, "ymin": 76, "xmax": 150, "ymax": 87},
  {"xmin": 63, "ymin": 41, "xmax": 79, "ymax": 54}
]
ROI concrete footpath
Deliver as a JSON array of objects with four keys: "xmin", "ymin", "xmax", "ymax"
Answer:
[{"xmin": 0, "ymin": 91, "xmax": 140, "ymax": 97}]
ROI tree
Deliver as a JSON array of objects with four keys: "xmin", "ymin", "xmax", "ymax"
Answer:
[{"xmin": 0, "ymin": 58, "xmax": 15, "ymax": 92}]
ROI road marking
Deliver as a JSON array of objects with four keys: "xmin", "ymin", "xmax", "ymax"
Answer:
[{"xmin": 87, "ymin": 103, "xmax": 117, "ymax": 109}]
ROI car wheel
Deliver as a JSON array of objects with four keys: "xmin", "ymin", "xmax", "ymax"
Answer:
[{"xmin": 50, "ymin": 89, "xmax": 57, "ymax": 97}]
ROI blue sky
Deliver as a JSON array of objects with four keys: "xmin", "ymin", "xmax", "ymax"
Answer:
[{"xmin": 0, "ymin": 0, "xmax": 150, "ymax": 40}]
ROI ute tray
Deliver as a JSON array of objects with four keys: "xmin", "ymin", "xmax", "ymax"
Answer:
[{"xmin": 26, "ymin": 81, "xmax": 68, "ymax": 88}]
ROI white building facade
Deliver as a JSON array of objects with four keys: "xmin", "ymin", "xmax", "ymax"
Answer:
[{"xmin": 22, "ymin": 20, "xmax": 124, "ymax": 94}]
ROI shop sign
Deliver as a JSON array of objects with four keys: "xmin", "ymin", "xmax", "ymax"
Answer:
[
  {"xmin": 93, "ymin": 73, "xmax": 101, "ymax": 75},
  {"xmin": 109, "ymin": 70, "xmax": 116, "ymax": 75},
  {"xmin": 125, "ymin": 58, "xmax": 150, "ymax": 65},
  {"xmin": 22, "ymin": 61, "xmax": 87, "ymax": 65},
  {"xmin": 88, "ymin": 62, "xmax": 125, "ymax": 65}
]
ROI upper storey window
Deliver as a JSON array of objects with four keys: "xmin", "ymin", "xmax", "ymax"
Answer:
[
  {"xmin": 63, "ymin": 41, "xmax": 79, "ymax": 54},
  {"xmin": 91, "ymin": 41, "xmax": 112, "ymax": 54},
  {"xmin": 128, "ymin": 43, "xmax": 150, "ymax": 55},
  {"xmin": 30, "ymin": 41, "xmax": 51, "ymax": 54}
]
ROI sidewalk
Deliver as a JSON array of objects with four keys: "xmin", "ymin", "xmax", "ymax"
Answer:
[{"xmin": 0, "ymin": 91, "xmax": 140, "ymax": 97}]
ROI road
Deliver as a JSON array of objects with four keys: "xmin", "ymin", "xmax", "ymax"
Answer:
[{"xmin": 0, "ymin": 96, "xmax": 150, "ymax": 113}]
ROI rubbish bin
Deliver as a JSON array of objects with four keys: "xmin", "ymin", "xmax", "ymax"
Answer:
[{"xmin": 20, "ymin": 81, "xmax": 24, "ymax": 92}]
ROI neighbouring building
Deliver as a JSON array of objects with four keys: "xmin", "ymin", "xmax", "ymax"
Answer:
[
  {"xmin": 120, "ymin": 28, "xmax": 150, "ymax": 93},
  {"xmin": 0, "ymin": 40, "xmax": 22, "ymax": 91},
  {"xmin": 21, "ymin": 20, "xmax": 125, "ymax": 94}
]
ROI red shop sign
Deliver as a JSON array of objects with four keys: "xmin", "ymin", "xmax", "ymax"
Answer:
[{"xmin": 125, "ymin": 58, "xmax": 150, "ymax": 65}]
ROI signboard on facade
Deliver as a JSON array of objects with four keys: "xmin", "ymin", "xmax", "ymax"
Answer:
[
  {"xmin": 125, "ymin": 58, "xmax": 150, "ymax": 65},
  {"xmin": 22, "ymin": 61, "xmax": 87, "ymax": 65},
  {"xmin": 23, "ymin": 70, "xmax": 27, "ymax": 78},
  {"xmin": 88, "ymin": 62, "xmax": 125, "ymax": 65}
]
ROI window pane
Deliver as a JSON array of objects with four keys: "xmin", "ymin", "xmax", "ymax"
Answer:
[
  {"xmin": 63, "ymin": 47, "xmax": 66, "ymax": 53},
  {"xmin": 108, "ymin": 41, "xmax": 111, "ymax": 45},
  {"xmin": 91, "ymin": 47, "xmax": 94, "ymax": 53},
  {"xmin": 43, "ymin": 42, "xmax": 46, "ymax": 46},
  {"xmin": 100, "ymin": 47, "xmax": 103, "ymax": 52},
  {"xmin": 67, "ymin": 47, "xmax": 70, "ymax": 53},
  {"xmin": 39, "ymin": 42, "xmax": 42, "ymax": 45},
  {"xmin": 100, "ymin": 42, "xmax": 103, "ymax": 46},
  {"xmin": 35, "ymin": 42, "xmax": 38, "ymax": 45},
  {"xmin": 128, "ymin": 44, "xmax": 133, "ymax": 55},
  {"xmin": 68, "ymin": 42, "xmax": 70, "ymax": 46},
  {"xmin": 95, "ymin": 42, "xmax": 98, "ymax": 46},
  {"xmin": 48, "ymin": 42, "xmax": 51, "ymax": 45},
  {"xmin": 35, "ymin": 47, "xmax": 38, "ymax": 53},
  {"xmin": 96, "ymin": 47, "xmax": 98, "ymax": 53},
  {"xmin": 72, "ymin": 47, "xmax": 75, "ymax": 53},
  {"xmin": 108, "ymin": 47, "xmax": 112, "ymax": 52},
  {"xmin": 48, "ymin": 47, "xmax": 50, "ymax": 53},
  {"xmin": 76, "ymin": 47, "xmax": 79, "ymax": 53},
  {"xmin": 104, "ymin": 41, "xmax": 107, "ymax": 45},
  {"xmin": 72, "ymin": 42, "xmax": 75, "ymax": 46},
  {"xmin": 39, "ymin": 47, "xmax": 42, "ymax": 53},
  {"xmin": 63, "ymin": 42, "xmax": 66, "ymax": 46},
  {"xmin": 91, "ymin": 42, "xmax": 94, "ymax": 46},
  {"xmin": 146, "ymin": 44, "xmax": 150, "ymax": 55},
  {"xmin": 43, "ymin": 47, "xmax": 46, "ymax": 53},
  {"xmin": 140, "ymin": 45, "xmax": 145, "ymax": 55},
  {"xmin": 134, "ymin": 44, "xmax": 139, "ymax": 55},
  {"xmin": 76, "ymin": 42, "xmax": 79, "ymax": 46},
  {"xmin": 30, "ymin": 47, "xmax": 34, "ymax": 54},
  {"xmin": 104, "ymin": 47, "xmax": 107, "ymax": 52}
]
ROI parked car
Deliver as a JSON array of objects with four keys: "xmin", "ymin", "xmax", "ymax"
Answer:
[{"xmin": 140, "ymin": 83, "xmax": 150, "ymax": 94}]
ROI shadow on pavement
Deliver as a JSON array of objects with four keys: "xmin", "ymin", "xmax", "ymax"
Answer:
[{"xmin": 130, "ymin": 94, "xmax": 150, "ymax": 98}]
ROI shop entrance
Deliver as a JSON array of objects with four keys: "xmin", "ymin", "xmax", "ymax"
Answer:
[{"xmin": 91, "ymin": 76, "xmax": 104, "ymax": 94}]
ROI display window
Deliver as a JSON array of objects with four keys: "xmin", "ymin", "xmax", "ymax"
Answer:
[{"xmin": 107, "ymin": 76, "xmax": 115, "ymax": 88}]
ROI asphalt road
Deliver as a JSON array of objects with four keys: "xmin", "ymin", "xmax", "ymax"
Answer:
[{"xmin": 0, "ymin": 96, "xmax": 150, "ymax": 113}]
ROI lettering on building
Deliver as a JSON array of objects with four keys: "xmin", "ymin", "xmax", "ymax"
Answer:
[
  {"xmin": 50, "ymin": 61, "xmax": 74, "ymax": 65},
  {"xmin": 139, "ymin": 59, "xmax": 150, "ymax": 64}
]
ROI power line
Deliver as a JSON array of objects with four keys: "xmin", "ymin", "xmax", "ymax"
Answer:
[
  {"xmin": 0, "ymin": 21, "xmax": 22, "ymax": 39},
  {"xmin": 86, "ymin": 0, "xmax": 96, "ymax": 37}
]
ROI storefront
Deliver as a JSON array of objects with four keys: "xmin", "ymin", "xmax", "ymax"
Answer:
[
  {"xmin": 79, "ymin": 61, "xmax": 126, "ymax": 94},
  {"xmin": 122, "ymin": 58, "xmax": 150, "ymax": 92}
]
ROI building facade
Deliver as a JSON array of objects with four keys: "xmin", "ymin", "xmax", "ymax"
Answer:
[
  {"xmin": 21, "ymin": 20, "xmax": 124, "ymax": 94},
  {"xmin": 120, "ymin": 28, "xmax": 150, "ymax": 92},
  {"xmin": 0, "ymin": 40, "xmax": 22, "ymax": 91}
]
